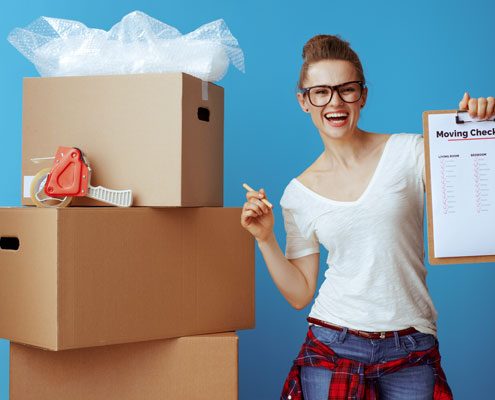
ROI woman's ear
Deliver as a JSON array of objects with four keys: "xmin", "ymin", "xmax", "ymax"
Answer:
[
  {"xmin": 296, "ymin": 92, "xmax": 310, "ymax": 113},
  {"xmin": 361, "ymin": 87, "xmax": 368, "ymax": 109}
]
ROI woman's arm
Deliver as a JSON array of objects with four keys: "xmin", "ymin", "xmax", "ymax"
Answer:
[
  {"xmin": 257, "ymin": 233, "xmax": 319, "ymax": 310},
  {"xmin": 241, "ymin": 189, "xmax": 319, "ymax": 309}
]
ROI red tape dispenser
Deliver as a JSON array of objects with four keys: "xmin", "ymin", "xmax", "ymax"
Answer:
[{"xmin": 30, "ymin": 146, "xmax": 133, "ymax": 208}]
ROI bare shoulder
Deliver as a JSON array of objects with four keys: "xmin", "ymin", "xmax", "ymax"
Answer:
[
  {"xmin": 364, "ymin": 132, "xmax": 393, "ymax": 156},
  {"xmin": 369, "ymin": 132, "xmax": 393, "ymax": 146},
  {"xmin": 296, "ymin": 155, "xmax": 326, "ymax": 188}
]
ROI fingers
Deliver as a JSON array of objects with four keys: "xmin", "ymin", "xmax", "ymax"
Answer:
[
  {"xmin": 241, "ymin": 185, "xmax": 272, "ymax": 225},
  {"xmin": 245, "ymin": 195, "xmax": 271, "ymax": 215},
  {"xmin": 240, "ymin": 208, "xmax": 256, "ymax": 228},
  {"xmin": 240, "ymin": 199, "xmax": 272, "ymax": 229},
  {"xmin": 462, "ymin": 92, "xmax": 495, "ymax": 120},
  {"xmin": 459, "ymin": 92, "xmax": 469, "ymax": 111},
  {"xmin": 477, "ymin": 97, "xmax": 488, "ymax": 120},
  {"xmin": 468, "ymin": 97, "xmax": 478, "ymax": 118},
  {"xmin": 468, "ymin": 97, "xmax": 494, "ymax": 119},
  {"xmin": 241, "ymin": 206, "xmax": 258, "ymax": 221},
  {"xmin": 256, "ymin": 188, "xmax": 271, "ymax": 211},
  {"xmin": 245, "ymin": 187, "xmax": 273, "ymax": 209},
  {"xmin": 486, "ymin": 97, "xmax": 495, "ymax": 119},
  {"xmin": 245, "ymin": 189, "xmax": 264, "ymax": 202},
  {"xmin": 244, "ymin": 201, "xmax": 262, "ymax": 217}
]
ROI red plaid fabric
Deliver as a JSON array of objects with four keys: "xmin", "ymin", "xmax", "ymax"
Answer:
[{"xmin": 281, "ymin": 328, "xmax": 453, "ymax": 400}]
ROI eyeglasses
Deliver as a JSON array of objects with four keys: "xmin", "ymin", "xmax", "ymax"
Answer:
[{"xmin": 301, "ymin": 81, "xmax": 365, "ymax": 107}]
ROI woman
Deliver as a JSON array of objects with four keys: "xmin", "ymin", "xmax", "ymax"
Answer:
[{"xmin": 240, "ymin": 35, "xmax": 494, "ymax": 399}]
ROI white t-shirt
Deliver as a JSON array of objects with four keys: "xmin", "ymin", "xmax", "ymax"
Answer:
[{"xmin": 279, "ymin": 133, "xmax": 438, "ymax": 336}]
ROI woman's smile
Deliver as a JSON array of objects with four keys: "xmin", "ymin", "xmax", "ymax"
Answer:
[{"xmin": 323, "ymin": 110, "xmax": 350, "ymax": 127}]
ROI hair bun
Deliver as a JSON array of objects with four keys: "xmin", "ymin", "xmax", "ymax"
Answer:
[{"xmin": 298, "ymin": 34, "xmax": 365, "ymax": 89}]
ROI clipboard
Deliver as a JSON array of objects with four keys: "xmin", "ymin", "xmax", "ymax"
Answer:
[{"xmin": 423, "ymin": 109, "xmax": 495, "ymax": 265}]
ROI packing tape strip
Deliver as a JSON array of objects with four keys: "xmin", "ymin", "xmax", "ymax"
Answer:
[
  {"xmin": 202, "ymin": 81, "xmax": 209, "ymax": 101},
  {"xmin": 30, "ymin": 156, "xmax": 54, "ymax": 164}
]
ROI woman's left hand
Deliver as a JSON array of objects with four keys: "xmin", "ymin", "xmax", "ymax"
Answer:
[{"xmin": 459, "ymin": 92, "xmax": 495, "ymax": 120}]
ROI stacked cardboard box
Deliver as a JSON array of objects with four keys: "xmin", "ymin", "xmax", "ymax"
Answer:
[{"xmin": 0, "ymin": 73, "xmax": 254, "ymax": 399}]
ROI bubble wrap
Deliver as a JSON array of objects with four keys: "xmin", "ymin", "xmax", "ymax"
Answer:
[{"xmin": 7, "ymin": 11, "xmax": 245, "ymax": 81}]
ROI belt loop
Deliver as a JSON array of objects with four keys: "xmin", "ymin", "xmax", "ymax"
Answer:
[
  {"xmin": 393, "ymin": 331, "xmax": 400, "ymax": 349},
  {"xmin": 338, "ymin": 327, "xmax": 348, "ymax": 343}
]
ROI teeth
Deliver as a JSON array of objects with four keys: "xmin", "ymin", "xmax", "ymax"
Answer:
[{"xmin": 325, "ymin": 112, "xmax": 348, "ymax": 118}]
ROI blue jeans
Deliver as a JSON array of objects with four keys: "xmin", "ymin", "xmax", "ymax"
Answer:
[{"xmin": 301, "ymin": 325, "xmax": 438, "ymax": 400}]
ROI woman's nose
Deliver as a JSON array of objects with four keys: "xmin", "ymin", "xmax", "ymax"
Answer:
[{"xmin": 328, "ymin": 91, "xmax": 344, "ymax": 106}]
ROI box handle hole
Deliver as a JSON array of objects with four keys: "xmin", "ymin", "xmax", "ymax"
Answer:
[
  {"xmin": 0, "ymin": 237, "xmax": 20, "ymax": 251},
  {"xmin": 197, "ymin": 107, "xmax": 210, "ymax": 122}
]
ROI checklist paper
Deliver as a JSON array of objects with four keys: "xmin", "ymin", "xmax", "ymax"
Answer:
[{"xmin": 428, "ymin": 113, "xmax": 495, "ymax": 257}]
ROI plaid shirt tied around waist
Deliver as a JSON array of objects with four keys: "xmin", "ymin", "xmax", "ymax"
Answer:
[{"xmin": 281, "ymin": 327, "xmax": 453, "ymax": 400}]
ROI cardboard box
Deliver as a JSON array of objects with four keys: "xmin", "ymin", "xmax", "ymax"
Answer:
[
  {"xmin": 22, "ymin": 73, "xmax": 224, "ymax": 207},
  {"xmin": 0, "ymin": 207, "xmax": 254, "ymax": 350},
  {"xmin": 11, "ymin": 332, "xmax": 238, "ymax": 400}
]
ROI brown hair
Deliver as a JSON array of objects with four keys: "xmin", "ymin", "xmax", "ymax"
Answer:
[{"xmin": 298, "ymin": 34, "xmax": 365, "ymax": 89}]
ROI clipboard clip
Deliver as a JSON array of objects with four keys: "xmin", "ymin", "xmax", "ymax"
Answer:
[{"xmin": 455, "ymin": 110, "xmax": 495, "ymax": 124}]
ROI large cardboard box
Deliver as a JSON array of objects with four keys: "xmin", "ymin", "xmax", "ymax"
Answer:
[
  {"xmin": 11, "ymin": 332, "xmax": 238, "ymax": 400},
  {"xmin": 0, "ymin": 207, "xmax": 254, "ymax": 350},
  {"xmin": 21, "ymin": 73, "xmax": 224, "ymax": 207}
]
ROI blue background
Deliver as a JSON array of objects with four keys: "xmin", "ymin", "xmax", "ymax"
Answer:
[{"xmin": 1, "ymin": 1, "xmax": 494, "ymax": 399}]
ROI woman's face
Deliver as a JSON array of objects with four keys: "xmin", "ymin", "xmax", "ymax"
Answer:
[{"xmin": 297, "ymin": 59, "xmax": 367, "ymax": 140}]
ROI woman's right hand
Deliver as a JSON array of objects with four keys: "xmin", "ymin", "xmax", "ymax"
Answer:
[{"xmin": 240, "ymin": 188, "xmax": 274, "ymax": 242}]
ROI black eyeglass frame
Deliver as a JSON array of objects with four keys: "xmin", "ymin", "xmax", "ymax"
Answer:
[{"xmin": 300, "ymin": 80, "xmax": 366, "ymax": 107}]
